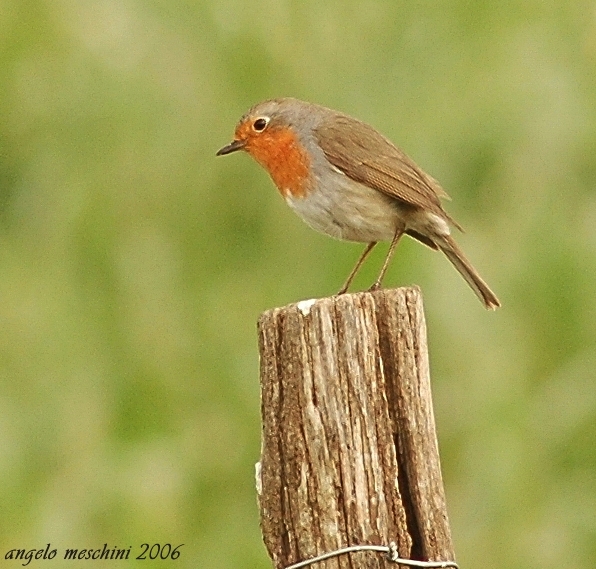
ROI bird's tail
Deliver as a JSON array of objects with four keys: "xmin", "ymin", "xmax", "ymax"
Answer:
[{"xmin": 437, "ymin": 234, "xmax": 501, "ymax": 310}]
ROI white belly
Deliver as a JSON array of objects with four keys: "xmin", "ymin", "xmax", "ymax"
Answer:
[{"xmin": 284, "ymin": 176, "xmax": 400, "ymax": 243}]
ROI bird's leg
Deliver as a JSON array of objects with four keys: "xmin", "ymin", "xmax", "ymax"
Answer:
[
  {"xmin": 337, "ymin": 242, "xmax": 377, "ymax": 295},
  {"xmin": 368, "ymin": 228, "xmax": 404, "ymax": 291}
]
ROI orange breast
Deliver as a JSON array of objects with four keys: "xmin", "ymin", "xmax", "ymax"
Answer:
[{"xmin": 244, "ymin": 127, "xmax": 312, "ymax": 199}]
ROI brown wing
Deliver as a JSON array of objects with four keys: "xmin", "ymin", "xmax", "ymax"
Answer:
[{"xmin": 314, "ymin": 114, "xmax": 461, "ymax": 229}]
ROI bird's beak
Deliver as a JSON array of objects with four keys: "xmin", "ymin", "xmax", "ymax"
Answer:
[{"xmin": 216, "ymin": 139, "xmax": 246, "ymax": 156}]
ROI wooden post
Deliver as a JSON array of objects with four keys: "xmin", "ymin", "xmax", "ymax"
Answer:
[{"xmin": 256, "ymin": 287, "xmax": 455, "ymax": 569}]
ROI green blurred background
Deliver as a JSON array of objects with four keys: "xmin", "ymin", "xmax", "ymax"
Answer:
[{"xmin": 1, "ymin": 1, "xmax": 595, "ymax": 568}]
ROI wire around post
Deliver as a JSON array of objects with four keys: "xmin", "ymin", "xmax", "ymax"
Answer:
[{"xmin": 284, "ymin": 542, "xmax": 459, "ymax": 569}]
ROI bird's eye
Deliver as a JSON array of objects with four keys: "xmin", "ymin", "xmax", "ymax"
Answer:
[{"xmin": 252, "ymin": 117, "xmax": 269, "ymax": 132}]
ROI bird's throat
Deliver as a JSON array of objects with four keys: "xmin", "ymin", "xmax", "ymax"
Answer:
[{"xmin": 247, "ymin": 128, "xmax": 311, "ymax": 199}]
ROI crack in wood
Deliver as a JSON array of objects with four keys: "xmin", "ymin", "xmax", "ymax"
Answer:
[{"xmin": 258, "ymin": 288, "xmax": 455, "ymax": 569}]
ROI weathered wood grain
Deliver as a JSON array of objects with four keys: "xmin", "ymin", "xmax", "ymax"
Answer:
[{"xmin": 257, "ymin": 287, "xmax": 454, "ymax": 569}]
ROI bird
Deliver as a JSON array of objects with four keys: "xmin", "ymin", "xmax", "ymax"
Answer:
[{"xmin": 216, "ymin": 98, "xmax": 500, "ymax": 309}]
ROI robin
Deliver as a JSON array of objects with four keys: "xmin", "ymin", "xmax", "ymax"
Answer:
[{"xmin": 217, "ymin": 98, "xmax": 500, "ymax": 309}]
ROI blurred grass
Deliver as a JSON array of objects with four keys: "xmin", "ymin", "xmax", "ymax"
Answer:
[{"xmin": 0, "ymin": 1, "xmax": 595, "ymax": 568}]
